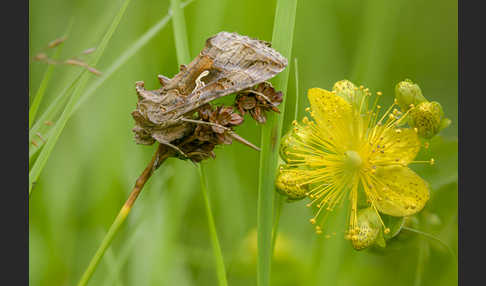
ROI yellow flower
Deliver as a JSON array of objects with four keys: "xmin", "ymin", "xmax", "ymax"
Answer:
[{"xmin": 278, "ymin": 81, "xmax": 433, "ymax": 242}]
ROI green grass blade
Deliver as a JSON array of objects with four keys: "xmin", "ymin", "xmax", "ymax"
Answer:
[
  {"xmin": 29, "ymin": 45, "xmax": 63, "ymax": 128},
  {"xmin": 170, "ymin": 0, "xmax": 191, "ymax": 65},
  {"xmin": 271, "ymin": 57, "xmax": 300, "ymax": 255},
  {"xmin": 170, "ymin": 1, "xmax": 228, "ymax": 285},
  {"xmin": 29, "ymin": 70, "xmax": 85, "ymax": 160},
  {"xmin": 257, "ymin": 1, "xmax": 298, "ymax": 286},
  {"xmin": 29, "ymin": 19, "xmax": 74, "ymax": 128},
  {"xmin": 29, "ymin": 0, "xmax": 195, "ymax": 160},
  {"xmin": 29, "ymin": 0, "xmax": 132, "ymax": 196},
  {"xmin": 402, "ymin": 226, "xmax": 457, "ymax": 261},
  {"xmin": 76, "ymin": 205, "xmax": 131, "ymax": 286},
  {"xmin": 73, "ymin": 0, "xmax": 196, "ymax": 112},
  {"xmin": 199, "ymin": 165, "xmax": 229, "ymax": 286}
]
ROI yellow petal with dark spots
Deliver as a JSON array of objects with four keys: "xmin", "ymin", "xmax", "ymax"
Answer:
[
  {"xmin": 372, "ymin": 165, "xmax": 429, "ymax": 217},
  {"xmin": 369, "ymin": 128, "xmax": 421, "ymax": 166},
  {"xmin": 307, "ymin": 88, "xmax": 352, "ymax": 142}
]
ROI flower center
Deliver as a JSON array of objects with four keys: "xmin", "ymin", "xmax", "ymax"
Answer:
[{"xmin": 344, "ymin": 150, "xmax": 362, "ymax": 170}]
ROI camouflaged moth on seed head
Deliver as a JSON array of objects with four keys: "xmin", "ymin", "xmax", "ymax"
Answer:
[{"xmin": 131, "ymin": 31, "xmax": 288, "ymax": 162}]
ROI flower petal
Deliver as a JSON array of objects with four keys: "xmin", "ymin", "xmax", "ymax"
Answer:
[
  {"xmin": 369, "ymin": 128, "xmax": 421, "ymax": 165},
  {"xmin": 307, "ymin": 88, "xmax": 352, "ymax": 138},
  {"xmin": 371, "ymin": 165, "xmax": 429, "ymax": 217}
]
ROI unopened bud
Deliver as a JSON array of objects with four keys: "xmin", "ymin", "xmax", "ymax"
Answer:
[
  {"xmin": 275, "ymin": 168, "xmax": 307, "ymax": 201},
  {"xmin": 409, "ymin": 101, "xmax": 446, "ymax": 139},
  {"xmin": 351, "ymin": 208, "xmax": 382, "ymax": 250},
  {"xmin": 332, "ymin": 79, "xmax": 362, "ymax": 105},
  {"xmin": 279, "ymin": 122, "xmax": 312, "ymax": 163},
  {"xmin": 395, "ymin": 79, "xmax": 427, "ymax": 112}
]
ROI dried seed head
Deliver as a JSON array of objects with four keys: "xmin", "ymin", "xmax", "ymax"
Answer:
[
  {"xmin": 47, "ymin": 36, "xmax": 67, "ymax": 49},
  {"xmin": 235, "ymin": 82, "xmax": 283, "ymax": 123}
]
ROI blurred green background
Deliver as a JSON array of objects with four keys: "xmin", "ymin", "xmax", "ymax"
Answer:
[{"xmin": 29, "ymin": 0, "xmax": 457, "ymax": 285}]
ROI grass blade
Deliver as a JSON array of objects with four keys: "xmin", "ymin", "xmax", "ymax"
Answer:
[
  {"xmin": 29, "ymin": 0, "xmax": 132, "ymax": 195},
  {"xmin": 29, "ymin": 44, "xmax": 63, "ymax": 128},
  {"xmin": 73, "ymin": 0, "xmax": 196, "ymax": 111},
  {"xmin": 77, "ymin": 205, "xmax": 131, "ymax": 286},
  {"xmin": 170, "ymin": 1, "xmax": 228, "ymax": 285},
  {"xmin": 29, "ymin": 70, "xmax": 85, "ymax": 160},
  {"xmin": 257, "ymin": 1, "xmax": 298, "ymax": 286},
  {"xmin": 402, "ymin": 226, "xmax": 457, "ymax": 261},
  {"xmin": 199, "ymin": 165, "xmax": 229, "ymax": 286},
  {"xmin": 170, "ymin": 0, "xmax": 191, "ymax": 65},
  {"xmin": 29, "ymin": 0, "xmax": 196, "ymax": 161},
  {"xmin": 271, "ymin": 57, "xmax": 300, "ymax": 255}
]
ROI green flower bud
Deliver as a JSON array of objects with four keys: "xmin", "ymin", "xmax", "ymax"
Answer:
[
  {"xmin": 332, "ymin": 79, "xmax": 362, "ymax": 104},
  {"xmin": 395, "ymin": 79, "xmax": 427, "ymax": 112},
  {"xmin": 279, "ymin": 120, "xmax": 312, "ymax": 163},
  {"xmin": 409, "ymin": 101, "xmax": 445, "ymax": 139},
  {"xmin": 275, "ymin": 167, "xmax": 308, "ymax": 201},
  {"xmin": 350, "ymin": 208, "xmax": 382, "ymax": 250}
]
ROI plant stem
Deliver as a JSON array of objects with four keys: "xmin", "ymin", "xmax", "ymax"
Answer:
[
  {"xmin": 198, "ymin": 166, "xmax": 229, "ymax": 286},
  {"xmin": 169, "ymin": 1, "xmax": 228, "ymax": 285},
  {"xmin": 402, "ymin": 226, "xmax": 457, "ymax": 261},
  {"xmin": 257, "ymin": 1, "xmax": 298, "ymax": 286},
  {"xmin": 76, "ymin": 144, "xmax": 170, "ymax": 286}
]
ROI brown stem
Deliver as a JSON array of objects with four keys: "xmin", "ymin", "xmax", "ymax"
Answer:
[
  {"xmin": 76, "ymin": 143, "xmax": 174, "ymax": 286},
  {"xmin": 125, "ymin": 143, "xmax": 172, "ymax": 209}
]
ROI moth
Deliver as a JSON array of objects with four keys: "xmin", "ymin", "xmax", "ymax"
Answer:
[{"xmin": 132, "ymin": 31, "xmax": 288, "ymax": 159}]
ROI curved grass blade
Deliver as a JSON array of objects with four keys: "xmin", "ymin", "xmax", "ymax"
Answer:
[
  {"xmin": 257, "ymin": 1, "xmax": 297, "ymax": 286},
  {"xmin": 28, "ymin": 0, "xmax": 195, "ymax": 161},
  {"xmin": 29, "ymin": 0, "xmax": 133, "ymax": 195},
  {"xmin": 402, "ymin": 226, "xmax": 457, "ymax": 261},
  {"xmin": 29, "ymin": 43, "xmax": 64, "ymax": 128}
]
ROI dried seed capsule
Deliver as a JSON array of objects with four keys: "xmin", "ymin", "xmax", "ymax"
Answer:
[
  {"xmin": 275, "ymin": 168, "xmax": 308, "ymax": 201},
  {"xmin": 350, "ymin": 208, "xmax": 382, "ymax": 250},
  {"xmin": 395, "ymin": 79, "xmax": 427, "ymax": 112}
]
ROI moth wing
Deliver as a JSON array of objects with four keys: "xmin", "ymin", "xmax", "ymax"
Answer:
[{"xmin": 163, "ymin": 31, "xmax": 288, "ymax": 117}]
